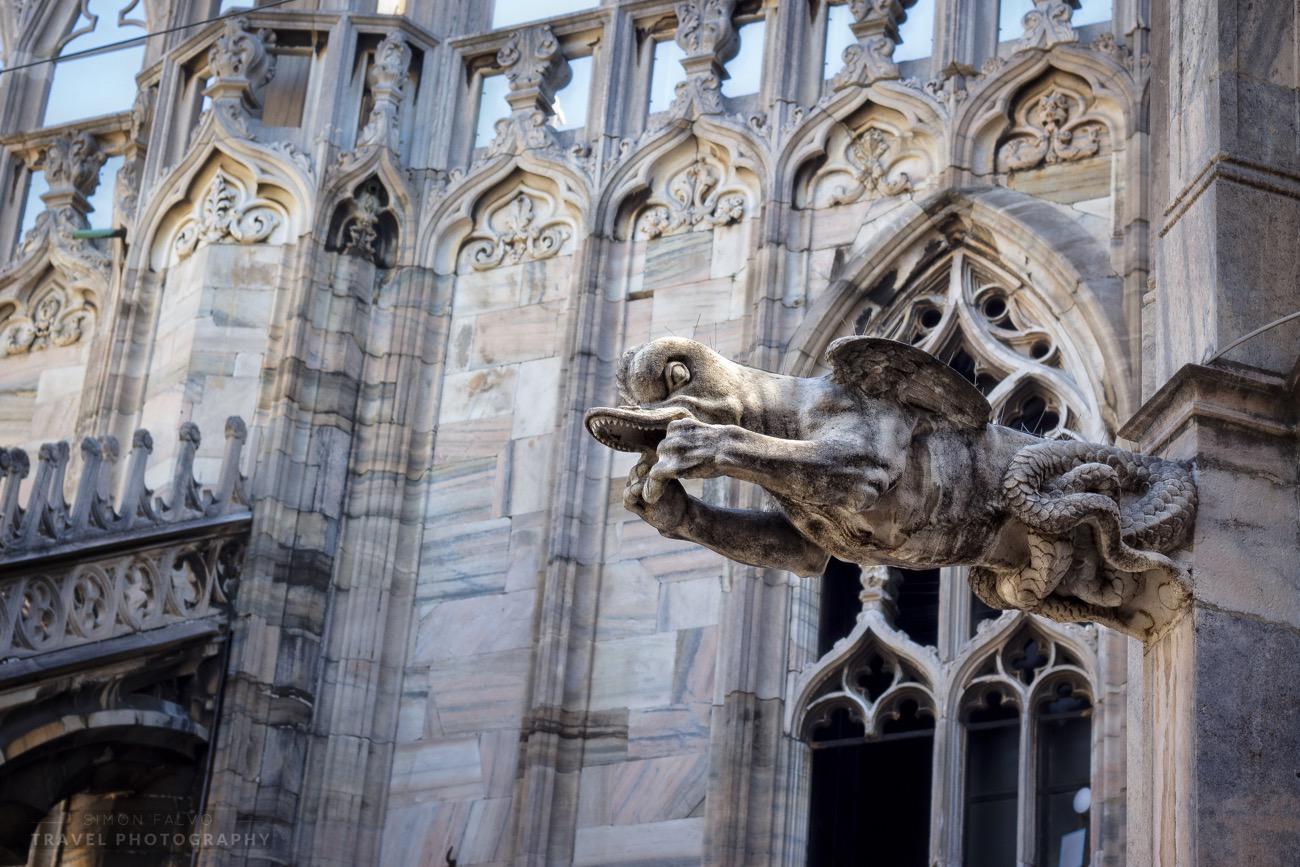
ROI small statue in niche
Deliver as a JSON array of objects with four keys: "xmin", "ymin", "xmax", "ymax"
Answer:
[{"xmin": 585, "ymin": 337, "xmax": 1197, "ymax": 638}]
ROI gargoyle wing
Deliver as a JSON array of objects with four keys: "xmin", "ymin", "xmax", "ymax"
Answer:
[{"xmin": 825, "ymin": 336, "xmax": 992, "ymax": 431}]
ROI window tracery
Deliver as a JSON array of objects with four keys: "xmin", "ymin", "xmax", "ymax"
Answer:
[
  {"xmin": 44, "ymin": 0, "xmax": 146, "ymax": 128},
  {"xmin": 795, "ymin": 239, "xmax": 1110, "ymax": 865}
]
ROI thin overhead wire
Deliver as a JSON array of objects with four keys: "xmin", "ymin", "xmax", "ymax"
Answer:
[{"xmin": 0, "ymin": 0, "xmax": 297, "ymax": 76}]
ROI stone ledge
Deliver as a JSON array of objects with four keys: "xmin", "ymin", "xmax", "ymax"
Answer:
[{"xmin": 1120, "ymin": 361, "xmax": 1298, "ymax": 454}]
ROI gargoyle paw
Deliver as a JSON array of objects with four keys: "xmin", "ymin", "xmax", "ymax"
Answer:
[{"xmin": 643, "ymin": 417, "xmax": 728, "ymax": 503}]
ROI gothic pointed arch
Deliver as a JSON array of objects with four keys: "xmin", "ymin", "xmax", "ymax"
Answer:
[
  {"xmin": 422, "ymin": 161, "xmax": 588, "ymax": 277},
  {"xmin": 598, "ymin": 119, "xmax": 767, "ymax": 241},
  {"xmin": 320, "ymin": 147, "xmax": 413, "ymax": 269},
  {"xmin": 953, "ymin": 45, "xmax": 1138, "ymax": 180},
  {"xmin": 778, "ymin": 79, "xmax": 946, "ymax": 209},
  {"xmin": 784, "ymin": 187, "xmax": 1134, "ymax": 430}
]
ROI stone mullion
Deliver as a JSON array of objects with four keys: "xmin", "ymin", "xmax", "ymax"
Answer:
[
  {"xmin": 930, "ymin": 706, "xmax": 962, "ymax": 867},
  {"xmin": 940, "ymin": 0, "xmax": 999, "ymax": 69},
  {"xmin": 292, "ymin": 262, "xmax": 447, "ymax": 866},
  {"xmin": 199, "ymin": 245, "xmax": 373, "ymax": 866},
  {"xmin": 703, "ymin": 568, "xmax": 793, "ymax": 867},
  {"xmin": 765, "ymin": 0, "xmax": 821, "ymax": 119},
  {"xmin": 511, "ymin": 231, "xmax": 624, "ymax": 867},
  {"xmin": 1016, "ymin": 698, "xmax": 1035, "ymax": 867},
  {"xmin": 1093, "ymin": 628, "xmax": 1128, "ymax": 867}
]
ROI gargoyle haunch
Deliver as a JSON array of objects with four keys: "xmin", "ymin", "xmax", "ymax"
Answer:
[{"xmin": 585, "ymin": 337, "xmax": 1198, "ymax": 638}]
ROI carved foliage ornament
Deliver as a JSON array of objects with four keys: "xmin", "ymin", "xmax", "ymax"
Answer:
[
  {"xmin": 173, "ymin": 170, "xmax": 282, "ymax": 260},
  {"xmin": 663, "ymin": 1, "xmax": 735, "ymax": 119},
  {"xmin": 674, "ymin": 0, "xmax": 737, "ymax": 57},
  {"xmin": 836, "ymin": 126, "xmax": 913, "ymax": 203},
  {"xmin": 638, "ymin": 157, "xmax": 746, "ymax": 239},
  {"xmin": 0, "ymin": 288, "xmax": 94, "ymax": 357},
  {"xmin": 208, "ymin": 16, "xmax": 277, "ymax": 87},
  {"xmin": 1018, "ymin": 0, "xmax": 1078, "ymax": 51},
  {"xmin": 997, "ymin": 87, "xmax": 1107, "ymax": 172},
  {"xmin": 463, "ymin": 189, "xmax": 572, "ymax": 271}
]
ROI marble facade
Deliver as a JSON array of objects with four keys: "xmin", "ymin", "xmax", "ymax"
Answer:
[{"xmin": 0, "ymin": 1, "xmax": 1294, "ymax": 866}]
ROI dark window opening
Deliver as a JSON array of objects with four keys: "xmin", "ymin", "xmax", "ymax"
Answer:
[
  {"xmin": 808, "ymin": 729, "xmax": 933, "ymax": 866},
  {"xmin": 893, "ymin": 567, "xmax": 940, "ymax": 646},
  {"xmin": 964, "ymin": 690, "xmax": 1020, "ymax": 867},
  {"xmin": 1036, "ymin": 683, "xmax": 1092, "ymax": 867},
  {"xmin": 818, "ymin": 558, "xmax": 862, "ymax": 657}
]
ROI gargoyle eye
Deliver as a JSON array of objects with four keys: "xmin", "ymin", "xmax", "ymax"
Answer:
[{"xmin": 664, "ymin": 361, "xmax": 691, "ymax": 392}]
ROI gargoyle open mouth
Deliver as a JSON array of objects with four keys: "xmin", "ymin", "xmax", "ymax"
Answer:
[{"xmin": 584, "ymin": 406, "xmax": 693, "ymax": 453}]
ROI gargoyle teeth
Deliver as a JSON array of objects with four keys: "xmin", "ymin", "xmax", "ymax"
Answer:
[{"xmin": 583, "ymin": 405, "xmax": 694, "ymax": 453}]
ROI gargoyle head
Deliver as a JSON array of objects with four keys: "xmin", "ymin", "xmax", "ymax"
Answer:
[{"xmin": 585, "ymin": 337, "xmax": 747, "ymax": 453}]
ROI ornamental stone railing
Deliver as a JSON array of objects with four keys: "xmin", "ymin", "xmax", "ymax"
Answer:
[{"xmin": 0, "ymin": 419, "xmax": 251, "ymax": 661}]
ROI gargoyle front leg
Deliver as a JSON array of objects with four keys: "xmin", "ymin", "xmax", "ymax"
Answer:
[
  {"xmin": 625, "ymin": 455, "xmax": 829, "ymax": 577},
  {"xmin": 642, "ymin": 418, "xmax": 899, "ymax": 512}
]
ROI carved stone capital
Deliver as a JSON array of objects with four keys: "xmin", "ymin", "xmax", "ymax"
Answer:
[
  {"xmin": 498, "ymin": 25, "xmax": 571, "ymax": 115},
  {"xmin": 664, "ymin": 0, "xmax": 737, "ymax": 118},
  {"xmin": 1018, "ymin": 0, "xmax": 1079, "ymax": 52},
  {"xmin": 357, "ymin": 31, "xmax": 412, "ymax": 151},
  {"xmin": 830, "ymin": 0, "xmax": 913, "ymax": 90},
  {"xmin": 205, "ymin": 16, "xmax": 277, "ymax": 116},
  {"xmin": 38, "ymin": 132, "xmax": 105, "ymax": 214}
]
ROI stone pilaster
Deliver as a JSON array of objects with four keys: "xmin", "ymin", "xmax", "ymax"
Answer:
[
  {"xmin": 1120, "ymin": 365, "xmax": 1299, "ymax": 865},
  {"xmin": 1150, "ymin": 0, "xmax": 1300, "ymax": 382},
  {"xmin": 1130, "ymin": 5, "xmax": 1300, "ymax": 861}
]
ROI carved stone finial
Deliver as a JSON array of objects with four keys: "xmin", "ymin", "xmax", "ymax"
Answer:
[
  {"xmin": 356, "ymin": 31, "xmax": 412, "ymax": 151},
  {"xmin": 668, "ymin": 0, "xmax": 737, "ymax": 119},
  {"xmin": 205, "ymin": 16, "xmax": 278, "ymax": 121},
  {"xmin": 225, "ymin": 416, "xmax": 248, "ymax": 442},
  {"xmin": 858, "ymin": 565, "xmax": 899, "ymax": 622},
  {"xmin": 1018, "ymin": 0, "xmax": 1079, "ymax": 52},
  {"xmin": 585, "ymin": 336, "xmax": 1198, "ymax": 641},
  {"xmin": 6, "ymin": 132, "xmax": 112, "ymax": 294},
  {"xmin": 831, "ymin": 0, "xmax": 910, "ymax": 91}
]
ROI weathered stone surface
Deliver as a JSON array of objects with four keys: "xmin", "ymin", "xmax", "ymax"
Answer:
[{"xmin": 586, "ymin": 336, "xmax": 1197, "ymax": 638}]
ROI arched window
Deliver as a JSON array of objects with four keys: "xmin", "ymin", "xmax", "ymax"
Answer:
[
  {"xmin": 798, "ymin": 567, "xmax": 939, "ymax": 867},
  {"xmin": 791, "ymin": 239, "xmax": 1114, "ymax": 865},
  {"xmin": 44, "ymin": 1, "xmax": 146, "ymax": 128}
]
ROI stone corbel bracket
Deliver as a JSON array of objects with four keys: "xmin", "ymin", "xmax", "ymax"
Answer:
[{"xmin": 0, "ymin": 417, "xmax": 251, "ymax": 564}]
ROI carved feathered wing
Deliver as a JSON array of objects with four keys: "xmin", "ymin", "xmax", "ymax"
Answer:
[{"xmin": 825, "ymin": 336, "xmax": 992, "ymax": 431}]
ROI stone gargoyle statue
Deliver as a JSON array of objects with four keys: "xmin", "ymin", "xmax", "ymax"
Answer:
[{"xmin": 585, "ymin": 336, "xmax": 1198, "ymax": 638}]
